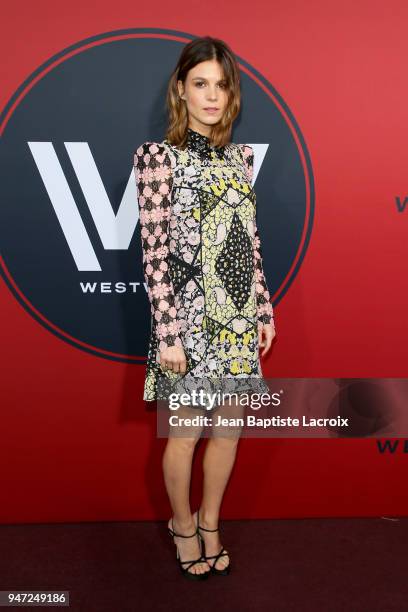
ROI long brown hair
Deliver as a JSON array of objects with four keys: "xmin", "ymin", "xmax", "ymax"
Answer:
[{"xmin": 165, "ymin": 36, "xmax": 241, "ymax": 149}]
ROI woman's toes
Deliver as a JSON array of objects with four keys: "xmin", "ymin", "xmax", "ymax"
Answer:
[{"xmin": 216, "ymin": 553, "xmax": 229, "ymax": 570}]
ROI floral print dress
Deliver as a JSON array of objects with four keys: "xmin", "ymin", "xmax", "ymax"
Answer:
[{"xmin": 134, "ymin": 127, "xmax": 275, "ymax": 403}]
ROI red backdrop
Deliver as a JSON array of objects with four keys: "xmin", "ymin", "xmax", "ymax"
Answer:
[{"xmin": 1, "ymin": 0, "xmax": 407, "ymax": 522}]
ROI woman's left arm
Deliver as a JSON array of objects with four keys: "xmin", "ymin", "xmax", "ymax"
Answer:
[{"xmin": 239, "ymin": 144, "xmax": 276, "ymax": 334}]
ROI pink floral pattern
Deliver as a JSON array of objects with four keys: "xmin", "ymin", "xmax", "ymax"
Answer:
[{"xmin": 134, "ymin": 143, "xmax": 183, "ymax": 352}]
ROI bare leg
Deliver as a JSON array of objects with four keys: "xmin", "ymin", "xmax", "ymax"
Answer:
[
  {"xmin": 163, "ymin": 405, "xmax": 210, "ymax": 575},
  {"xmin": 195, "ymin": 398, "xmax": 244, "ymax": 571}
]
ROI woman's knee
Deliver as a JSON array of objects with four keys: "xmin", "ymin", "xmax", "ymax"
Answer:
[
  {"xmin": 167, "ymin": 435, "xmax": 201, "ymax": 454},
  {"xmin": 209, "ymin": 434, "xmax": 241, "ymax": 451}
]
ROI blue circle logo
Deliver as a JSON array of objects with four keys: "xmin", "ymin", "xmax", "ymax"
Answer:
[{"xmin": 0, "ymin": 28, "xmax": 314, "ymax": 362}]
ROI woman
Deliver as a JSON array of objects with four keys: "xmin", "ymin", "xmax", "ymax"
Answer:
[{"xmin": 134, "ymin": 36, "xmax": 276, "ymax": 580}]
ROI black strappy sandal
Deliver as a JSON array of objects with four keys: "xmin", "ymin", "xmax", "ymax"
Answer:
[
  {"xmin": 196, "ymin": 510, "xmax": 231, "ymax": 576},
  {"xmin": 168, "ymin": 518, "xmax": 211, "ymax": 581}
]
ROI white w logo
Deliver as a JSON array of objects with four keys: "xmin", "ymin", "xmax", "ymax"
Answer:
[
  {"xmin": 28, "ymin": 142, "xmax": 139, "ymax": 271},
  {"xmin": 28, "ymin": 141, "xmax": 268, "ymax": 271}
]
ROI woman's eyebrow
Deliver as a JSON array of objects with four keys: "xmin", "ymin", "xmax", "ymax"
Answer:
[{"xmin": 191, "ymin": 76, "xmax": 226, "ymax": 82}]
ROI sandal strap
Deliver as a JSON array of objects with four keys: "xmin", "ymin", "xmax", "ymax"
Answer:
[
  {"xmin": 197, "ymin": 509, "xmax": 219, "ymax": 532},
  {"xmin": 197, "ymin": 509, "xmax": 219, "ymax": 531},
  {"xmin": 168, "ymin": 517, "xmax": 208, "ymax": 575},
  {"xmin": 196, "ymin": 512, "xmax": 228, "ymax": 570},
  {"xmin": 168, "ymin": 527, "xmax": 197, "ymax": 538},
  {"xmin": 180, "ymin": 557, "xmax": 205, "ymax": 570},
  {"xmin": 198, "ymin": 524, "xmax": 219, "ymax": 532},
  {"xmin": 205, "ymin": 547, "xmax": 228, "ymax": 562},
  {"xmin": 168, "ymin": 517, "xmax": 198, "ymax": 539}
]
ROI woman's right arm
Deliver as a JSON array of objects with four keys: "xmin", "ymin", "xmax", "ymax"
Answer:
[{"xmin": 133, "ymin": 142, "xmax": 184, "ymax": 355}]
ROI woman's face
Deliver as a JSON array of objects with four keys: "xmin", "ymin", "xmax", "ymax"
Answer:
[{"xmin": 177, "ymin": 59, "xmax": 229, "ymax": 136}]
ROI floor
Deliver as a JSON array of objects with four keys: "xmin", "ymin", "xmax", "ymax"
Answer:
[{"xmin": 0, "ymin": 517, "xmax": 406, "ymax": 611}]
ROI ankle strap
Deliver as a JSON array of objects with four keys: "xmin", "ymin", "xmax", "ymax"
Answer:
[
  {"xmin": 168, "ymin": 518, "xmax": 198, "ymax": 539},
  {"xmin": 198, "ymin": 524, "xmax": 219, "ymax": 532},
  {"xmin": 197, "ymin": 509, "xmax": 219, "ymax": 533},
  {"xmin": 168, "ymin": 528, "xmax": 197, "ymax": 538}
]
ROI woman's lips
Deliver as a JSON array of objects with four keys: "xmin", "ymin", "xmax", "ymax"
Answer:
[{"xmin": 204, "ymin": 108, "xmax": 219, "ymax": 114}]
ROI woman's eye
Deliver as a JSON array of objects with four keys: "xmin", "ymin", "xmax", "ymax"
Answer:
[{"xmin": 194, "ymin": 82, "xmax": 227, "ymax": 88}]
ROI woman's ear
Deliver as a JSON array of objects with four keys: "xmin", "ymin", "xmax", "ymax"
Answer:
[{"xmin": 177, "ymin": 80, "xmax": 185, "ymax": 99}]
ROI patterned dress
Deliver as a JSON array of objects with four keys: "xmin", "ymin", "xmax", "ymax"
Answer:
[{"xmin": 134, "ymin": 127, "xmax": 275, "ymax": 403}]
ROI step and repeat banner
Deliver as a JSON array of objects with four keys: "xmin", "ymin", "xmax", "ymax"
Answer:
[{"xmin": 1, "ymin": 2, "xmax": 407, "ymax": 522}]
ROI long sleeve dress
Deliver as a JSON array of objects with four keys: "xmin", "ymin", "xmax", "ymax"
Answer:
[{"xmin": 134, "ymin": 127, "xmax": 275, "ymax": 403}]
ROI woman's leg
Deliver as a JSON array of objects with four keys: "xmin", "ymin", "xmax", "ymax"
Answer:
[
  {"xmin": 196, "ymin": 398, "xmax": 244, "ymax": 570},
  {"xmin": 163, "ymin": 405, "xmax": 210, "ymax": 575}
]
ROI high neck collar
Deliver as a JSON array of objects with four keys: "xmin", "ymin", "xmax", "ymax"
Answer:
[{"xmin": 186, "ymin": 127, "xmax": 225, "ymax": 159}]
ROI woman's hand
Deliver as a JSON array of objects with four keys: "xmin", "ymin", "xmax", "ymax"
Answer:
[
  {"xmin": 258, "ymin": 323, "xmax": 276, "ymax": 358},
  {"xmin": 159, "ymin": 346, "xmax": 187, "ymax": 374}
]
